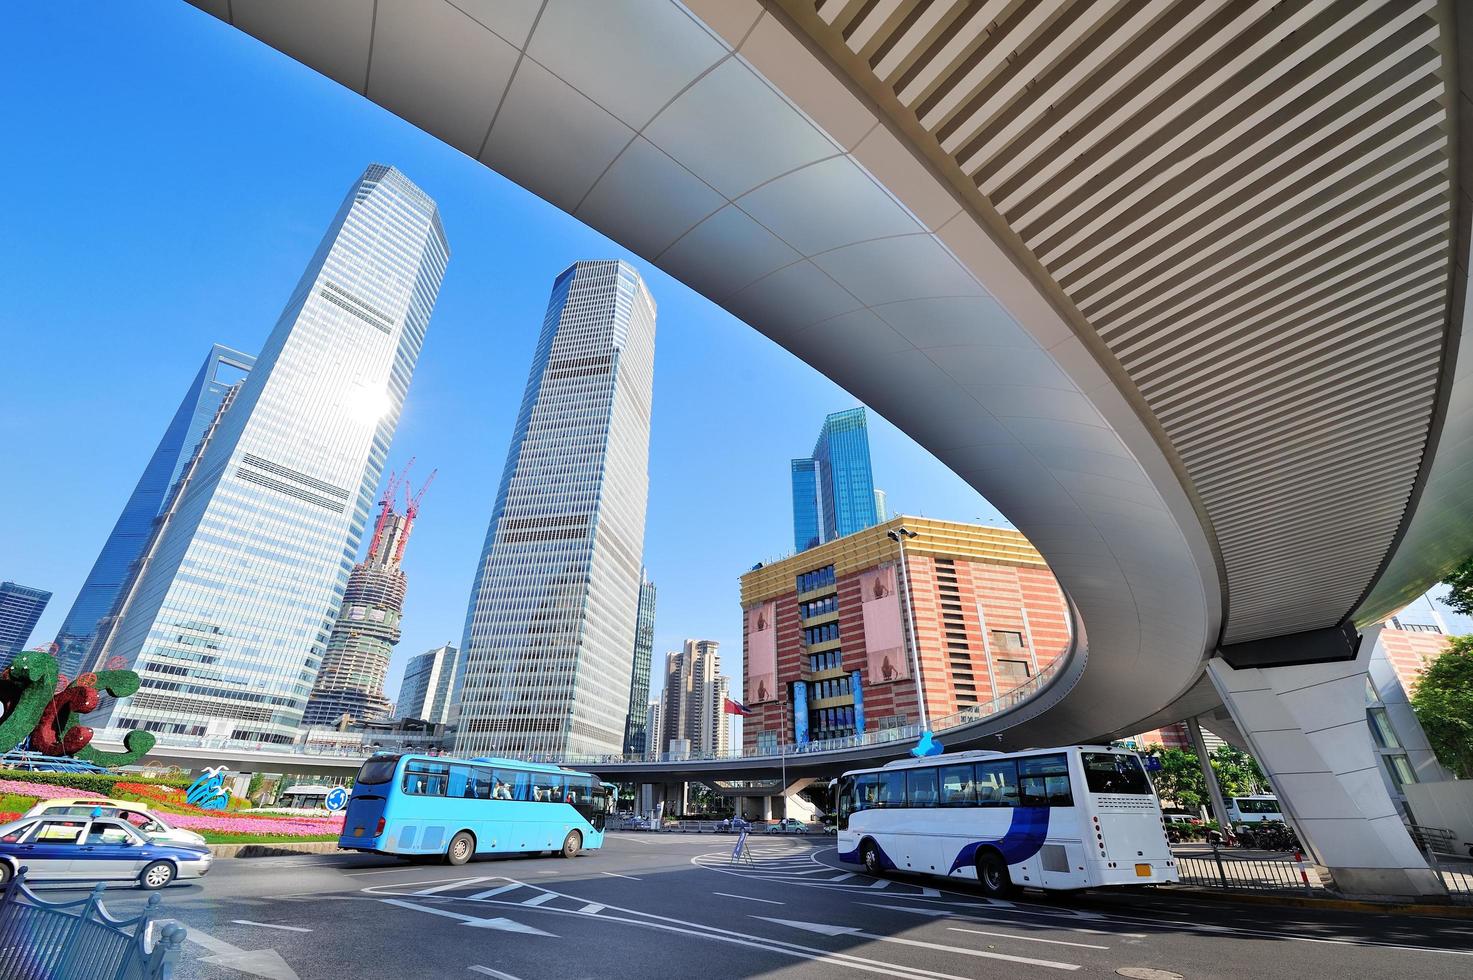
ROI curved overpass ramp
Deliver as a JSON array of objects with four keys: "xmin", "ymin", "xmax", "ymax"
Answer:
[{"xmin": 181, "ymin": 2, "xmax": 1471, "ymax": 800}]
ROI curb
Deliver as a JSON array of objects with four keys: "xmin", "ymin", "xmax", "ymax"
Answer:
[
  {"xmin": 1163, "ymin": 885, "xmax": 1473, "ymax": 919},
  {"xmin": 208, "ymin": 841, "xmax": 339, "ymax": 859}
]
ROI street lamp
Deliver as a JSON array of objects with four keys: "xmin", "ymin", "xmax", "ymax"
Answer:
[{"xmin": 886, "ymin": 526, "xmax": 928, "ymax": 731}]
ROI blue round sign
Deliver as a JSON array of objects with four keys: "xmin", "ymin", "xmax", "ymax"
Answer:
[{"xmin": 325, "ymin": 787, "xmax": 349, "ymax": 811}]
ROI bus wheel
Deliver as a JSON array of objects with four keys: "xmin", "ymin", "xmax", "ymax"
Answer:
[
  {"xmin": 976, "ymin": 850, "xmax": 1017, "ymax": 897},
  {"xmin": 446, "ymin": 831, "xmax": 475, "ymax": 866},
  {"xmin": 861, "ymin": 841, "xmax": 883, "ymax": 876},
  {"xmin": 559, "ymin": 830, "xmax": 582, "ymax": 859}
]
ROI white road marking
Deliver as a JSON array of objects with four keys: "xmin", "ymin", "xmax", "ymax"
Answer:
[
  {"xmin": 600, "ymin": 871, "xmax": 642, "ymax": 880},
  {"xmin": 948, "ymin": 926, "xmax": 1110, "ymax": 950},
  {"xmin": 866, "ymin": 902, "xmax": 1147, "ymax": 938},
  {"xmin": 415, "ymin": 876, "xmax": 494, "ymax": 896},
  {"xmin": 578, "ymin": 903, "xmax": 605, "ymax": 914},
  {"xmin": 183, "ymin": 926, "xmax": 301, "ymax": 980},
  {"xmin": 538, "ymin": 870, "xmax": 560, "ymax": 875},
  {"xmin": 379, "ymin": 898, "xmax": 556, "ymax": 936},
  {"xmin": 753, "ymin": 917, "xmax": 1080, "ymax": 971},
  {"xmin": 828, "ymin": 873, "xmax": 854, "ymax": 882},
  {"xmin": 713, "ymin": 891, "xmax": 785, "ymax": 905},
  {"xmin": 468, "ymin": 883, "xmax": 524, "ymax": 900},
  {"xmin": 866, "ymin": 879, "xmax": 890, "ymax": 889},
  {"xmin": 342, "ymin": 867, "xmax": 425, "ymax": 876},
  {"xmin": 520, "ymin": 892, "xmax": 556, "ymax": 907},
  {"xmin": 230, "ymin": 920, "xmax": 314, "ymax": 934},
  {"xmin": 469, "ymin": 967, "xmax": 524, "ymax": 980}
]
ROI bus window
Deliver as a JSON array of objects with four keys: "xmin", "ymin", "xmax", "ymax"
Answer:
[
  {"xmin": 447, "ymin": 766, "xmax": 471, "ymax": 799},
  {"xmin": 532, "ymin": 775, "xmax": 563, "ymax": 803},
  {"xmin": 837, "ymin": 776, "xmax": 854, "ymax": 827},
  {"xmin": 1081, "ymin": 753, "xmax": 1151, "ymax": 795},
  {"xmin": 976, "ymin": 759, "xmax": 1019, "ymax": 807},
  {"xmin": 404, "ymin": 760, "xmax": 450, "ymax": 796},
  {"xmin": 1018, "ymin": 754, "xmax": 1073, "ymax": 807},
  {"xmin": 356, "ymin": 755, "xmax": 401, "ymax": 785},
  {"xmin": 855, "ymin": 773, "xmax": 880, "ymax": 810},
  {"xmin": 939, "ymin": 764, "xmax": 975, "ymax": 805},
  {"xmin": 876, "ymin": 770, "xmax": 904, "ymax": 807},
  {"xmin": 906, "ymin": 768, "xmax": 939, "ymax": 807}
]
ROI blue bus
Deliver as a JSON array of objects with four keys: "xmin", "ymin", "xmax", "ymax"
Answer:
[{"xmin": 339, "ymin": 753, "xmax": 612, "ymax": 864}]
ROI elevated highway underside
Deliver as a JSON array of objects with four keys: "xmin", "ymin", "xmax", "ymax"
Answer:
[{"xmin": 179, "ymin": 0, "xmax": 1473, "ymax": 894}]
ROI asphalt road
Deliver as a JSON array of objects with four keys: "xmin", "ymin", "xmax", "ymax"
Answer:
[{"xmin": 42, "ymin": 833, "xmax": 1473, "ymax": 980}]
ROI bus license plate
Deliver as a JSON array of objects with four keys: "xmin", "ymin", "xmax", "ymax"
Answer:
[
  {"xmin": 354, "ymin": 828, "xmax": 364, "ymax": 837},
  {"xmin": 1135, "ymin": 863, "xmax": 1151, "ymax": 877}
]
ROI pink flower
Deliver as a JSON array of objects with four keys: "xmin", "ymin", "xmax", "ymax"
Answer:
[{"xmin": 0, "ymin": 780, "xmax": 106, "ymax": 801}]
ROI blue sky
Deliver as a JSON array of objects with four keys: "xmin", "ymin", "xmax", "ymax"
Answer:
[{"xmin": 0, "ymin": 2, "xmax": 1006, "ymax": 700}]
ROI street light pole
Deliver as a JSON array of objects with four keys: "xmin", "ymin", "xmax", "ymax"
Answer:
[{"xmin": 888, "ymin": 526, "xmax": 928, "ymax": 731}]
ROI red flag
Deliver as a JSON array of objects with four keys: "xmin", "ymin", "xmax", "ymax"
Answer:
[{"xmin": 724, "ymin": 698, "xmax": 754, "ymax": 716}]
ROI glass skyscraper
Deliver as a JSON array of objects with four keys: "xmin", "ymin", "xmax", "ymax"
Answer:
[
  {"xmin": 52, "ymin": 345, "xmax": 255, "ymax": 677},
  {"xmin": 457, "ymin": 261, "xmax": 656, "ymax": 758},
  {"xmin": 0, "ymin": 583, "xmax": 51, "ymax": 658},
  {"xmin": 791, "ymin": 408, "xmax": 879, "ymax": 552},
  {"xmin": 622, "ymin": 571, "xmax": 657, "ymax": 756},
  {"xmin": 396, "ymin": 642, "xmax": 459, "ymax": 726},
  {"xmin": 100, "ymin": 165, "xmax": 449, "ymax": 744}
]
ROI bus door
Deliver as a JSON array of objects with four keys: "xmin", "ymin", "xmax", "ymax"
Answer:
[{"xmin": 1018, "ymin": 754, "xmax": 1085, "ymax": 890}]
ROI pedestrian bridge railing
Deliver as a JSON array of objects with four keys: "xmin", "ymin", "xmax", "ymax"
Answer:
[{"xmin": 0, "ymin": 871, "xmax": 186, "ymax": 979}]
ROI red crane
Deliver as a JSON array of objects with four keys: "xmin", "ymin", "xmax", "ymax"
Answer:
[
  {"xmin": 394, "ymin": 464, "xmax": 437, "ymax": 564},
  {"xmin": 367, "ymin": 459, "xmax": 409, "ymax": 560}
]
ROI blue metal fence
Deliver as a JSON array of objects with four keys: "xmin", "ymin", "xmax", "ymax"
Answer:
[{"xmin": 0, "ymin": 870, "xmax": 185, "ymax": 979}]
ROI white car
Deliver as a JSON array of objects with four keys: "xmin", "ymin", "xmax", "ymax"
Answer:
[{"xmin": 23, "ymin": 798, "xmax": 208, "ymax": 848}]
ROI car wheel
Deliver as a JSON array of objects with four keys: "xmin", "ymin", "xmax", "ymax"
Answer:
[
  {"xmin": 139, "ymin": 861, "xmax": 175, "ymax": 891},
  {"xmin": 445, "ymin": 831, "xmax": 475, "ymax": 866},
  {"xmin": 861, "ymin": 841, "xmax": 883, "ymax": 876},
  {"xmin": 559, "ymin": 830, "xmax": 582, "ymax": 859},
  {"xmin": 0, "ymin": 864, "xmax": 12, "ymax": 885},
  {"xmin": 976, "ymin": 850, "xmax": 1017, "ymax": 897}
]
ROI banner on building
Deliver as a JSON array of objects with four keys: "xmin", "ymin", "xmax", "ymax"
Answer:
[
  {"xmin": 793, "ymin": 680, "xmax": 809, "ymax": 746},
  {"xmin": 745, "ymin": 600, "xmax": 778, "ymax": 703},
  {"xmin": 851, "ymin": 669, "xmax": 865, "ymax": 733},
  {"xmin": 861, "ymin": 565, "xmax": 907, "ymax": 681}
]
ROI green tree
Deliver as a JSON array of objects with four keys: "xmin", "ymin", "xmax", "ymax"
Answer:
[
  {"xmin": 1210, "ymin": 745, "xmax": 1267, "ymax": 797},
  {"xmin": 1442, "ymin": 557, "xmax": 1473, "ymax": 616},
  {"xmin": 1142, "ymin": 746, "xmax": 1205, "ymax": 809},
  {"xmin": 1410, "ymin": 635, "xmax": 1473, "ymax": 777}
]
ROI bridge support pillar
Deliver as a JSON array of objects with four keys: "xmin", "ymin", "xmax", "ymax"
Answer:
[{"xmin": 1206, "ymin": 633, "xmax": 1444, "ymax": 899}]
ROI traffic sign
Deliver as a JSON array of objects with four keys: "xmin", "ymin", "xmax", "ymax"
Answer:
[{"xmin": 325, "ymin": 786, "xmax": 349, "ymax": 811}]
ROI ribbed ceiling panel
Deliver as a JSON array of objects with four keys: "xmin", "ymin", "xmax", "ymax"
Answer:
[{"xmin": 798, "ymin": 0, "xmax": 1455, "ymax": 643}]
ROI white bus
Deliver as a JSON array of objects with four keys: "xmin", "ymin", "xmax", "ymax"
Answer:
[
  {"xmin": 1226, "ymin": 795, "xmax": 1283, "ymax": 823},
  {"xmin": 836, "ymin": 746, "xmax": 1179, "ymax": 896}
]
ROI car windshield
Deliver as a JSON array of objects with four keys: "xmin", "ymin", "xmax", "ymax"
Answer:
[
  {"xmin": 1081, "ymin": 753, "xmax": 1153, "ymax": 795},
  {"xmin": 356, "ymin": 755, "xmax": 401, "ymax": 785}
]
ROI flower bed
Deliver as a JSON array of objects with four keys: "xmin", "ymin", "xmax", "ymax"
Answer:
[
  {"xmin": 163, "ymin": 812, "xmax": 343, "ymax": 836},
  {"xmin": 0, "ymin": 779, "xmax": 105, "ymax": 801}
]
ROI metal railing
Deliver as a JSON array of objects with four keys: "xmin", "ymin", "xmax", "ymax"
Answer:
[
  {"xmin": 1172, "ymin": 842, "xmax": 1323, "ymax": 896},
  {"xmin": 1409, "ymin": 824, "xmax": 1473, "ymax": 906},
  {"xmin": 0, "ymin": 870, "xmax": 186, "ymax": 979}
]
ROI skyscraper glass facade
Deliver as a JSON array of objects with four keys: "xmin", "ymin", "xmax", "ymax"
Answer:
[
  {"xmin": 457, "ymin": 260, "xmax": 656, "ymax": 758},
  {"xmin": 100, "ymin": 165, "xmax": 449, "ymax": 744},
  {"xmin": 52, "ymin": 346, "xmax": 255, "ymax": 677},
  {"xmin": 791, "ymin": 408, "xmax": 879, "ymax": 552},
  {"xmin": 0, "ymin": 583, "xmax": 51, "ymax": 658},
  {"xmin": 622, "ymin": 572, "xmax": 657, "ymax": 756},
  {"xmin": 396, "ymin": 642, "xmax": 459, "ymax": 726}
]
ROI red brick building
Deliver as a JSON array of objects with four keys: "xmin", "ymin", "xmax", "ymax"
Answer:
[
  {"xmin": 739, "ymin": 517, "xmax": 1071, "ymax": 752},
  {"xmin": 1379, "ymin": 621, "xmax": 1454, "ymax": 693}
]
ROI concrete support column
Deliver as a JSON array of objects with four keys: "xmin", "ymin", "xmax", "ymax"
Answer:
[
  {"xmin": 1206, "ymin": 640, "xmax": 1444, "ymax": 899},
  {"xmin": 1185, "ymin": 717, "xmax": 1233, "ymax": 834}
]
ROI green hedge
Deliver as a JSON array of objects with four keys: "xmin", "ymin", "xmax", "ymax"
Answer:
[{"xmin": 0, "ymin": 769, "xmax": 195, "ymax": 795}]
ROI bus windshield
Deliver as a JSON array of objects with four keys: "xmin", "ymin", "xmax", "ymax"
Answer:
[{"xmin": 1081, "ymin": 753, "xmax": 1152, "ymax": 795}]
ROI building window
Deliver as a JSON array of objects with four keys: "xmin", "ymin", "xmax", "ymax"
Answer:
[
  {"xmin": 1368, "ymin": 707, "xmax": 1401, "ymax": 749},
  {"xmin": 1382, "ymin": 753, "xmax": 1416, "ymax": 790},
  {"xmin": 996, "ymin": 659, "xmax": 1031, "ymax": 680},
  {"xmin": 991, "ymin": 630, "xmax": 1025, "ymax": 651}
]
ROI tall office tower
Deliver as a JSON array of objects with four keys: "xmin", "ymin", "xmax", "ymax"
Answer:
[
  {"xmin": 658, "ymin": 639, "xmax": 727, "ymax": 756},
  {"xmin": 457, "ymin": 261, "xmax": 657, "ymax": 758},
  {"xmin": 874, "ymin": 488, "xmax": 889, "ymax": 522},
  {"xmin": 101, "ymin": 165, "xmax": 449, "ymax": 744},
  {"xmin": 791, "ymin": 408, "xmax": 879, "ymax": 552},
  {"xmin": 0, "ymin": 583, "xmax": 51, "ymax": 658},
  {"xmin": 622, "ymin": 572, "xmax": 657, "ymax": 756},
  {"xmin": 395, "ymin": 642, "xmax": 460, "ymax": 725},
  {"xmin": 646, "ymin": 697, "xmax": 664, "ymax": 759},
  {"xmin": 52, "ymin": 346, "xmax": 255, "ymax": 677},
  {"xmin": 302, "ymin": 469, "xmax": 431, "ymax": 727}
]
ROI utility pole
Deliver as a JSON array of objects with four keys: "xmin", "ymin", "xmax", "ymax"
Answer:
[{"xmin": 888, "ymin": 526, "xmax": 928, "ymax": 730}]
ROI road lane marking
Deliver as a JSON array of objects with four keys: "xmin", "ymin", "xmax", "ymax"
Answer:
[
  {"xmin": 828, "ymin": 873, "xmax": 853, "ymax": 882},
  {"xmin": 379, "ymin": 899, "xmax": 556, "ymax": 936},
  {"xmin": 713, "ymin": 892, "xmax": 785, "ymax": 905},
  {"xmin": 948, "ymin": 926, "xmax": 1110, "ymax": 950},
  {"xmin": 468, "ymin": 883, "xmax": 524, "ymax": 900},
  {"xmin": 231, "ymin": 920, "xmax": 314, "ymax": 934},
  {"xmin": 600, "ymin": 871, "xmax": 642, "ymax": 880},
  {"xmin": 578, "ymin": 903, "xmax": 605, "ymax": 914},
  {"xmin": 342, "ymin": 867, "xmax": 427, "ymax": 876},
  {"xmin": 520, "ymin": 893, "xmax": 556, "ymax": 906},
  {"xmin": 865, "ymin": 902, "xmax": 1147, "ymax": 938},
  {"xmin": 415, "ymin": 876, "xmax": 495, "ymax": 896},
  {"xmin": 866, "ymin": 879, "xmax": 890, "ymax": 889},
  {"xmin": 182, "ymin": 926, "xmax": 302, "ymax": 980},
  {"xmin": 753, "ymin": 917, "xmax": 1080, "ymax": 971},
  {"xmin": 469, "ymin": 967, "xmax": 524, "ymax": 980}
]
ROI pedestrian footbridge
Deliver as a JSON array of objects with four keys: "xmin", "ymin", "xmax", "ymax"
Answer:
[{"xmin": 183, "ymin": 0, "xmax": 1473, "ymax": 898}]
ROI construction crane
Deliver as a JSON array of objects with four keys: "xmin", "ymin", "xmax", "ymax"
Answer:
[
  {"xmin": 394, "ymin": 463, "xmax": 437, "ymax": 564},
  {"xmin": 367, "ymin": 459, "xmax": 410, "ymax": 561}
]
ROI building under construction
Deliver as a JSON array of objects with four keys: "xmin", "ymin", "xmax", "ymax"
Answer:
[{"xmin": 302, "ymin": 463, "xmax": 433, "ymax": 728}]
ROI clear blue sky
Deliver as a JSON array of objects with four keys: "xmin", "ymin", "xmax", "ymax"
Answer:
[{"xmin": 0, "ymin": 2, "xmax": 1007, "ymax": 701}]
